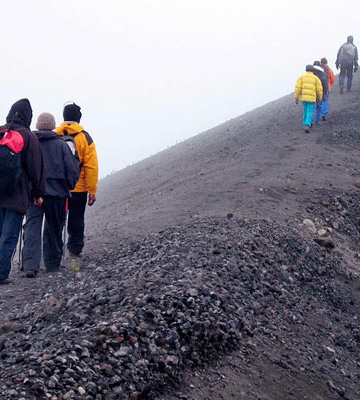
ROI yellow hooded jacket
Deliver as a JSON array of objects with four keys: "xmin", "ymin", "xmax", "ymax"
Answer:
[
  {"xmin": 294, "ymin": 72, "xmax": 323, "ymax": 103},
  {"xmin": 55, "ymin": 122, "xmax": 98, "ymax": 195}
]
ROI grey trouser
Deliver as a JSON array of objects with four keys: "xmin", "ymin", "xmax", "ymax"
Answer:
[{"xmin": 22, "ymin": 197, "xmax": 66, "ymax": 272}]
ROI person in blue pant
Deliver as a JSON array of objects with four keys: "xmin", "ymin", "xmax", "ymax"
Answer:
[
  {"xmin": 312, "ymin": 61, "xmax": 328, "ymax": 125},
  {"xmin": 294, "ymin": 65, "xmax": 323, "ymax": 133},
  {"xmin": 0, "ymin": 99, "xmax": 46, "ymax": 284}
]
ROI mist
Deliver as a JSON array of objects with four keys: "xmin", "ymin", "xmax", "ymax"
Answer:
[{"xmin": 0, "ymin": 0, "xmax": 359, "ymax": 177}]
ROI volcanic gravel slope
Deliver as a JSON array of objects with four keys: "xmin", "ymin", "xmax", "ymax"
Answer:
[{"xmin": 0, "ymin": 74, "xmax": 360, "ymax": 400}]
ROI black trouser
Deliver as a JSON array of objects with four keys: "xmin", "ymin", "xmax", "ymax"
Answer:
[
  {"xmin": 339, "ymin": 64, "xmax": 353, "ymax": 90},
  {"xmin": 67, "ymin": 192, "xmax": 88, "ymax": 255},
  {"xmin": 22, "ymin": 196, "xmax": 66, "ymax": 271}
]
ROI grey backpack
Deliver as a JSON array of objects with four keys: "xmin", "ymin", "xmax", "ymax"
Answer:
[{"xmin": 340, "ymin": 43, "xmax": 356, "ymax": 64}]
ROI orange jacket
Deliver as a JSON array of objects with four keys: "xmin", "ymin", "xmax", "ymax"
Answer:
[
  {"xmin": 321, "ymin": 63, "xmax": 335, "ymax": 93},
  {"xmin": 54, "ymin": 123, "xmax": 98, "ymax": 195}
]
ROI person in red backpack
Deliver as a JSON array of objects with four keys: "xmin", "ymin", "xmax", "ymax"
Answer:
[{"xmin": 0, "ymin": 99, "xmax": 46, "ymax": 284}]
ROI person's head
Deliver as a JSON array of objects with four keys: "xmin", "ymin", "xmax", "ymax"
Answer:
[
  {"xmin": 313, "ymin": 60, "xmax": 321, "ymax": 67},
  {"xmin": 320, "ymin": 57, "xmax": 328, "ymax": 65},
  {"xmin": 36, "ymin": 112, "xmax": 56, "ymax": 131},
  {"xmin": 63, "ymin": 102, "xmax": 82, "ymax": 123},
  {"xmin": 347, "ymin": 35, "xmax": 354, "ymax": 43},
  {"xmin": 6, "ymin": 98, "xmax": 32, "ymax": 129},
  {"xmin": 305, "ymin": 65, "xmax": 314, "ymax": 72}
]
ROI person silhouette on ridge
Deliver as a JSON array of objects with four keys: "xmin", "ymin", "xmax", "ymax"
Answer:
[{"xmin": 335, "ymin": 35, "xmax": 358, "ymax": 93}]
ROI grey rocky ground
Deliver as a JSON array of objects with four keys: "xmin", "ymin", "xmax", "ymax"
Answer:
[{"xmin": 1, "ymin": 74, "xmax": 360, "ymax": 399}]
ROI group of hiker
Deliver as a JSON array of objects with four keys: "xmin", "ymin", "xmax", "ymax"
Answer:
[
  {"xmin": 0, "ymin": 99, "xmax": 99, "ymax": 284},
  {"xmin": 294, "ymin": 35, "xmax": 358, "ymax": 133}
]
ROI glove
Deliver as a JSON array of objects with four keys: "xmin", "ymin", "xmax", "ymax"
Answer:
[
  {"xmin": 354, "ymin": 66, "xmax": 358, "ymax": 73},
  {"xmin": 335, "ymin": 61, "xmax": 339, "ymax": 70}
]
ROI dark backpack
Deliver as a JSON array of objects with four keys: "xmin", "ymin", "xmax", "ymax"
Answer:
[{"xmin": 0, "ymin": 129, "xmax": 24, "ymax": 193}]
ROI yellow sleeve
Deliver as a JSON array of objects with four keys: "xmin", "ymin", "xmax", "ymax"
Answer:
[
  {"xmin": 294, "ymin": 77, "xmax": 302, "ymax": 99},
  {"xmin": 76, "ymin": 133, "xmax": 99, "ymax": 195}
]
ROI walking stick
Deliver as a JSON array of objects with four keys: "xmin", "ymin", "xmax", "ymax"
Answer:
[
  {"xmin": 18, "ymin": 216, "xmax": 24, "ymax": 271},
  {"xmin": 61, "ymin": 199, "xmax": 69, "ymax": 267}
]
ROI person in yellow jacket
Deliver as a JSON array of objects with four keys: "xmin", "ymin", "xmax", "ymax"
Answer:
[
  {"xmin": 55, "ymin": 102, "xmax": 98, "ymax": 257},
  {"xmin": 294, "ymin": 65, "xmax": 323, "ymax": 133}
]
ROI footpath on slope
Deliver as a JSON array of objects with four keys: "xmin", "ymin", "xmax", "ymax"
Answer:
[
  {"xmin": 0, "ymin": 76, "xmax": 359, "ymax": 399},
  {"xmin": 86, "ymin": 73, "xmax": 360, "ymax": 255}
]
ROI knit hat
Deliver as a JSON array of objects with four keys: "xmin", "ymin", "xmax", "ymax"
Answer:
[
  {"xmin": 36, "ymin": 112, "xmax": 56, "ymax": 130},
  {"xmin": 305, "ymin": 65, "xmax": 313, "ymax": 72},
  {"xmin": 313, "ymin": 60, "xmax": 321, "ymax": 66},
  {"xmin": 347, "ymin": 35, "xmax": 354, "ymax": 43},
  {"xmin": 63, "ymin": 102, "xmax": 82, "ymax": 123}
]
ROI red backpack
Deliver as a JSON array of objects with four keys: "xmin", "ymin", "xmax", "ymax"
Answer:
[{"xmin": 0, "ymin": 129, "xmax": 24, "ymax": 193}]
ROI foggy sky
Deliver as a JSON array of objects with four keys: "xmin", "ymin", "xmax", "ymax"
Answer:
[{"xmin": 0, "ymin": 0, "xmax": 359, "ymax": 178}]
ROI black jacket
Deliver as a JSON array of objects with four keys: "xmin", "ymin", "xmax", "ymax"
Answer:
[
  {"xmin": 0, "ymin": 99, "xmax": 46, "ymax": 215},
  {"xmin": 34, "ymin": 130, "xmax": 80, "ymax": 198},
  {"xmin": 313, "ymin": 67, "xmax": 329, "ymax": 97}
]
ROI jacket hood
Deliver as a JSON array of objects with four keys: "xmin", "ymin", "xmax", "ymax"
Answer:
[
  {"xmin": 6, "ymin": 98, "xmax": 33, "ymax": 129},
  {"xmin": 313, "ymin": 65, "xmax": 324, "ymax": 73},
  {"xmin": 54, "ymin": 122, "xmax": 84, "ymax": 136},
  {"xmin": 34, "ymin": 129, "xmax": 59, "ymax": 141}
]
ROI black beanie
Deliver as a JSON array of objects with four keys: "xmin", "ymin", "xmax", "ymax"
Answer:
[
  {"xmin": 63, "ymin": 103, "xmax": 82, "ymax": 123},
  {"xmin": 305, "ymin": 65, "xmax": 313, "ymax": 72}
]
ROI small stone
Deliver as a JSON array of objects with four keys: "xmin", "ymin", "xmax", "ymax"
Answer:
[
  {"xmin": 63, "ymin": 391, "xmax": 75, "ymax": 400},
  {"xmin": 302, "ymin": 219, "xmax": 316, "ymax": 233},
  {"xmin": 78, "ymin": 387, "xmax": 86, "ymax": 395}
]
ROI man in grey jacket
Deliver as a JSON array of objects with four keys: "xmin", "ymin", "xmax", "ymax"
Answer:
[
  {"xmin": 336, "ymin": 35, "xmax": 359, "ymax": 93},
  {"xmin": 22, "ymin": 113, "xmax": 80, "ymax": 276}
]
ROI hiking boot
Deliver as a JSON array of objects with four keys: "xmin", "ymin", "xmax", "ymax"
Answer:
[
  {"xmin": 339, "ymin": 84, "xmax": 344, "ymax": 94},
  {"xmin": 25, "ymin": 270, "xmax": 37, "ymax": 278},
  {"xmin": 68, "ymin": 252, "xmax": 82, "ymax": 259},
  {"xmin": 0, "ymin": 278, "xmax": 12, "ymax": 285},
  {"xmin": 321, "ymin": 116, "xmax": 326, "ymax": 121},
  {"xmin": 45, "ymin": 266, "xmax": 60, "ymax": 273},
  {"xmin": 304, "ymin": 126, "xmax": 310, "ymax": 133}
]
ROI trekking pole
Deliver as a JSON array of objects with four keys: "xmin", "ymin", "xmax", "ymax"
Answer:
[
  {"xmin": 61, "ymin": 199, "xmax": 69, "ymax": 267},
  {"xmin": 18, "ymin": 216, "xmax": 24, "ymax": 271}
]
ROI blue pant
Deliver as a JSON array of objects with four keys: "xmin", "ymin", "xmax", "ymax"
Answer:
[
  {"xmin": 320, "ymin": 94, "xmax": 329, "ymax": 117},
  {"xmin": 313, "ymin": 101, "xmax": 323, "ymax": 124},
  {"xmin": 302, "ymin": 102, "xmax": 315, "ymax": 127},
  {"xmin": 0, "ymin": 208, "xmax": 23, "ymax": 280}
]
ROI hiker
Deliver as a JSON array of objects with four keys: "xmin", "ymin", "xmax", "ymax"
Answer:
[
  {"xmin": 294, "ymin": 65, "xmax": 323, "ymax": 133},
  {"xmin": 335, "ymin": 35, "xmax": 358, "ymax": 93},
  {"xmin": 55, "ymin": 103, "xmax": 98, "ymax": 259},
  {"xmin": 320, "ymin": 57, "xmax": 335, "ymax": 121},
  {"xmin": 0, "ymin": 99, "xmax": 46, "ymax": 284},
  {"xmin": 21, "ymin": 113, "xmax": 80, "ymax": 277},
  {"xmin": 312, "ymin": 61, "xmax": 329, "ymax": 125}
]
